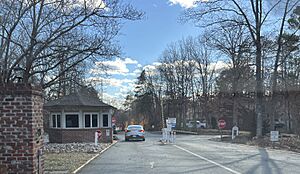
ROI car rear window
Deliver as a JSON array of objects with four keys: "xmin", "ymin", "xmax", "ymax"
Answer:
[{"xmin": 127, "ymin": 126, "xmax": 142, "ymax": 130}]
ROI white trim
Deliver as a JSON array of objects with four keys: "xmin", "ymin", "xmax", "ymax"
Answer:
[
  {"xmin": 79, "ymin": 110, "xmax": 83, "ymax": 128},
  {"xmin": 108, "ymin": 114, "xmax": 112, "ymax": 128},
  {"xmin": 99, "ymin": 114, "xmax": 103, "ymax": 127},
  {"xmin": 62, "ymin": 109, "xmax": 66, "ymax": 128}
]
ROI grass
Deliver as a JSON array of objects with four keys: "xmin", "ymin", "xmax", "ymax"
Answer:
[{"xmin": 44, "ymin": 152, "xmax": 97, "ymax": 173}]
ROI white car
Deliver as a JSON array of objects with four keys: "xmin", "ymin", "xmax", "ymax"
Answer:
[
  {"xmin": 186, "ymin": 121, "xmax": 206, "ymax": 128},
  {"xmin": 125, "ymin": 125, "xmax": 145, "ymax": 141}
]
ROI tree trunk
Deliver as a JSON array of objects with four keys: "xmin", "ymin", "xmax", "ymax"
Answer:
[{"xmin": 255, "ymin": 40, "xmax": 263, "ymax": 137}]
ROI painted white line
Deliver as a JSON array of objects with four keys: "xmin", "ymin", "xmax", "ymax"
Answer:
[
  {"xmin": 72, "ymin": 141, "xmax": 118, "ymax": 174},
  {"xmin": 173, "ymin": 145, "xmax": 241, "ymax": 174},
  {"xmin": 150, "ymin": 162, "xmax": 155, "ymax": 168}
]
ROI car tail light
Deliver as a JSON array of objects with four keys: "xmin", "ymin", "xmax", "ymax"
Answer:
[
  {"xmin": 125, "ymin": 130, "xmax": 131, "ymax": 132},
  {"xmin": 139, "ymin": 130, "xmax": 144, "ymax": 132}
]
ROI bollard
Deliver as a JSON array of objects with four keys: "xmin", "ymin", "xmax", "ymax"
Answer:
[
  {"xmin": 231, "ymin": 126, "xmax": 239, "ymax": 140},
  {"xmin": 95, "ymin": 131, "xmax": 98, "ymax": 145},
  {"xmin": 173, "ymin": 131, "xmax": 176, "ymax": 143}
]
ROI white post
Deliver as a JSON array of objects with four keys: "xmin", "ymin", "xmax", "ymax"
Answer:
[
  {"xmin": 163, "ymin": 128, "xmax": 167, "ymax": 141},
  {"xmin": 232, "ymin": 126, "xmax": 239, "ymax": 140},
  {"xmin": 95, "ymin": 132, "xmax": 98, "ymax": 145},
  {"xmin": 170, "ymin": 131, "xmax": 174, "ymax": 143},
  {"xmin": 173, "ymin": 131, "xmax": 176, "ymax": 143}
]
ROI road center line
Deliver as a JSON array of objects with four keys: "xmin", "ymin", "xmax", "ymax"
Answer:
[{"xmin": 173, "ymin": 145, "xmax": 241, "ymax": 174}]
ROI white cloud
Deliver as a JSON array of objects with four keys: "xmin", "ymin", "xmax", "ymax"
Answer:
[
  {"xmin": 211, "ymin": 61, "xmax": 229, "ymax": 71},
  {"xmin": 78, "ymin": 0, "xmax": 105, "ymax": 7},
  {"xmin": 102, "ymin": 93, "xmax": 123, "ymax": 108},
  {"xmin": 153, "ymin": 62, "xmax": 162, "ymax": 66},
  {"xmin": 87, "ymin": 77, "xmax": 135, "ymax": 87},
  {"xmin": 92, "ymin": 57, "xmax": 138, "ymax": 76},
  {"xmin": 168, "ymin": 0, "xmax": 198, "ymax": 9},
  {"xmin": 143, "ymin": 64, "xmax": 156, "ymax": 71},
  {"xmin": 124, "ymin": 58, "xmax": 138, "ymax": 64},
  {"xmin": 168, "ymin": 0, "xmax": 209, "ymax": 8},
  {"xmin": 133, "ymin": 68, "xmax": 142, "ymax": 75},
  {"xmin": 56, "ymin": 0, "xmax": 107, "ymax": 10},
  {"xmin": 143, "ymin": 63, "xmax": 161, "ymax": 76}
]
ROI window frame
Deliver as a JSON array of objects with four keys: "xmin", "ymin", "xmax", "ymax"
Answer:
[
  {"xmin": 51, "ymin": 113, "xmax": 61, "ymax": 128},
  {"xmin": 84, "ymin": 113, "xmax": 99, "ymax": 128},
  {"xmin": 102, "ymin": 113, "xmax": 109, "ymax": 128}
]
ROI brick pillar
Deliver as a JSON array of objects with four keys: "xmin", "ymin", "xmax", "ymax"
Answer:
[{"xmin": 0, "ymin": 84, "xmax": 44, "ymax": 174}]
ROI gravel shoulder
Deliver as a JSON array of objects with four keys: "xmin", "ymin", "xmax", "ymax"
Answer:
[
  {"xmin": 44, "ymin": 152, "xmax": 96, "ymax": 173},
  {"xmin": 43, "ymin": 143, "xmax": 112, "ymax": 173}
]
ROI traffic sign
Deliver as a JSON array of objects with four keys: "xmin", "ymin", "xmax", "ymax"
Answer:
[
  {"xmin": 270, "ymin": 131, "xmax": 279, "ymax": 142},
  {"xmin": 167, "ymin": 118, "xmax": 176, "ymax": 128},
  {"xmin": 218, "ymin": 119, "xmax": 226, "ymax": 129}
]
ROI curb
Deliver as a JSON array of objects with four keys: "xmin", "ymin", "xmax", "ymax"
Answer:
[
  {"xmin": 174, "ymin": 130, "xmax": 198, "ymax": 135},
  {"xmin": 72, "ymin": 141, "xmax": 118, "ymax": 174}
]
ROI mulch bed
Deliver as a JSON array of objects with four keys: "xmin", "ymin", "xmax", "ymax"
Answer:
[
  {"xmin": 247, "ymin": 136, "xmax": 300, "ymax": 152},
  {"xmin": 210, "ymin": 134, "xmax": 300, "ymax": 153}
]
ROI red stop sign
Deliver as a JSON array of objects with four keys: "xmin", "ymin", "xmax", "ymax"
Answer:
[{"xmin": 218, "ymin": 119, "xmax": 226, "ymax": 129}]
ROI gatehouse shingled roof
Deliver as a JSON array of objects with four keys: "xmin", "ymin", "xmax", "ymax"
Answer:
[{"xmin": 44, "ymin": 87, "xmax": 113, "ymax": 108}]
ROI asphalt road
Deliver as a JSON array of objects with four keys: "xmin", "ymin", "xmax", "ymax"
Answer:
[{"xmin": 78, "ymin": 132, "xmax": 300, "ymax": 174}]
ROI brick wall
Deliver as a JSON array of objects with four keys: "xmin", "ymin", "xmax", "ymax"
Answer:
[
  {"xmin": 0, "ymin": 84, "xmax": 44, "ymax": 174},
  {"xmin": 47, "ymin": 128, "xmax": 112, "ymax": 143}
]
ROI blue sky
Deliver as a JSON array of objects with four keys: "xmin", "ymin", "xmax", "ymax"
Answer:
[
  {"xmin": 119, "ymin": 0, "xmax": 200, "ymax": 65},
  {"xmin": 89, "ymin": 0, "xmax": 202, "ymax": 107}
]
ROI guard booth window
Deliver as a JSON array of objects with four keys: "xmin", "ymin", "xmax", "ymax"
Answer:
[
  {"xmin": 52, "ymin": 114, "xmax": 61, "ymax": 128},
  {"xmin": 66, "ymin": 114, "xmax": 79, "ymax": 128},
  {"xmin": 85, "ymin": 114, "xmax": 98, "ymax": 128},
  {"xmin": 92, "ymin": 114, "xmax": 98, "ymax": 127},
  {"xmin": 103, "ymin": 114, "xmax": 108, "ymax": 127},
  {"xmin": 85, "ymin": 114, "xmax": 91, "ymax": 127}
]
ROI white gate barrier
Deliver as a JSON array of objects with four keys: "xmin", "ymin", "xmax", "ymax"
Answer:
[{"xmin": 161, "ymin": 128, "xmax": 176, "ymax": 143}]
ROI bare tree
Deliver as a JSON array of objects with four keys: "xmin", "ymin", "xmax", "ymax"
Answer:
[
  {"xmin": 0, "ymin": 0, "xmax": 143, "ymax": 89},
  {"xmin": 159, "ymin": 38, "xmax": 196, "ymax": 128},
  {"xmin": 183, "ymin": 0, "xmax": 298, "ymax": 137},
  {"xmin": 206, "ymin": 24, "xmax": 253, "ymax": 127},
  {"xmin": 188, "ymin": 36, "xmax": 217, "ymax": 128},
  {"xmin": 267, "ymin": 0, "xmax": 299, "ymax": 131}
]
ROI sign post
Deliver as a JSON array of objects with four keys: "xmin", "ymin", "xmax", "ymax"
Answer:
[
  {"xmin": 232, "ymin": 125, "xmax": 239, "ymax": 140},
  {"xmin": 162, "ymin": 118, "xmax": 176, "ymax": 143},
  {"xmin": 270, "ymin": 131, "xmax": 279, "ymax": 148},
  {"xmin": 218, "ymin": 119, "xmax": 226, "ymax": 140}
]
